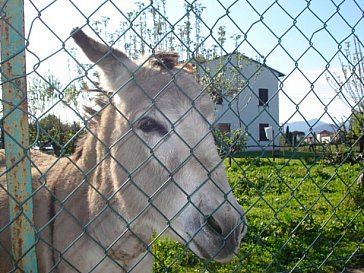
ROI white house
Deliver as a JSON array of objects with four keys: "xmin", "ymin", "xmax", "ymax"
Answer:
[
  {"xmin": 316, "ymin": 130, "xmax": 336, "ymax": 143},
  {"xmin": 198, "ymin": 53, "xmax": 284, "ymax": 151}
]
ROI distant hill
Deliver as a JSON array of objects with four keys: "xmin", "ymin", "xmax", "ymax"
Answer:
[{"xmin": 284, "ymin": 118, "xmax": 337, "ymax": 134}]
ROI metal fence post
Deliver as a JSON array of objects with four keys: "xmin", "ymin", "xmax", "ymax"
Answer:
[{"xmin": 0, "ymin": 0, "xmax": 38, "ymax": 272}]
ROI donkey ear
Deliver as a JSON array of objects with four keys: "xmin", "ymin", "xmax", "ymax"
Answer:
[{"xmin": 70, "ymin": 28, "xmax": 137, "ymax": 87}]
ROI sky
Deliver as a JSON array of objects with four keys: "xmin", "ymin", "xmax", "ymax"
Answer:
[{"xmin": 23, "ymin": 0, "xmax": 364, "ymax": 124}]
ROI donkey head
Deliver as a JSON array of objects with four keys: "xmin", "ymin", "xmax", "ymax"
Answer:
[{"xmin": 71, "ymin": 28, "xmax": 247, "ymax": 263}]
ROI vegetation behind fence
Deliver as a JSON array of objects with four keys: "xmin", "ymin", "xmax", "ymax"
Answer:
[{"xmin": 1, "ymin": 0, "xmax": 363, "ymax": 272}]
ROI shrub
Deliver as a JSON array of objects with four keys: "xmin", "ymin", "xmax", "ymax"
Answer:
[{"xmin": 213, "ymin": 128, "xmax": 247, "ymax": 157}]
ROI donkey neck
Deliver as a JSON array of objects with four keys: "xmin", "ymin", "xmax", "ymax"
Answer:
[{"xmin": 73, "ymin": 106, "xmax": 128, "ymax": 211}]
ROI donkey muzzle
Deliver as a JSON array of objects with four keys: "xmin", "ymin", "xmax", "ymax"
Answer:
[{"xmin": 186, "ymin": 199, "xmax": 247, "ymax": 262}]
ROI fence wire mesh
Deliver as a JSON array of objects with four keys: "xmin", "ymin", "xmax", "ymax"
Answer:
[{"xmin": 0, "ymin": 0, "xmax": 363, "ymax": 272}]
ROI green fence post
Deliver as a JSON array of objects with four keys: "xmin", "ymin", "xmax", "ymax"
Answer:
[{"xmin": 0, "ymin": 0, "xmax": 38, "ymax": 272}]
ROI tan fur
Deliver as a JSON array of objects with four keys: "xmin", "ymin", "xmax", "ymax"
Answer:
[{"xmin": 0, "ymin": 28, "xmax": 247, "ymax": 272}]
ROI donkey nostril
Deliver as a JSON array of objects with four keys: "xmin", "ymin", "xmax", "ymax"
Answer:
[{"xmin": 206, "ymin": 215, "xmax": 223, "ymax": 235}]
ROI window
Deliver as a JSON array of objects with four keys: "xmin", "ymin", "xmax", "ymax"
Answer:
[
  {"xmin": 215, "ymin": 123, "xmax": 231, "ymax": 133},
  {"xmin": 259, "ymin": 88, "xmax": 268, "ymax": 106},
  {"xmin": 211, "ymin": 90, "xmax": 223, "ymax": 105},
  {"xmin": 259, "ymin": 123, "xmax": 269, "ymax": 141},
  {"xmin": 215, "ymin": 94, "xmax": 223, "ymax": 105}
]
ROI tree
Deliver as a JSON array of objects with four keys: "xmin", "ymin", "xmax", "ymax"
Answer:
[
  {"xmin": 326, "ymin": 36, "xmax": 364, "ymax": 153},
  {"xmin": 28, "ymin": 47, "xmax": 89, "ymax": 118},
  {"xmin": 199, "ymin": 50, "xmax": 259, "ymax": 131},
  {"xmin": 29, "ymin": 114, "xmax": 83, "ymax": 156},
  {"xmin": 28, "ymin": 73, "xmax": 62, "ymax": 116},
  {"xmin": 349, "ymin": 111, "xmax": 364, "ymax": 154},
  {"xmin": 327, "ymin": 36, "xmax": 363, "ymax": 112},
  {"xmin": 285, "ymin": 125, "xmax": 290, "ymax": 144}
]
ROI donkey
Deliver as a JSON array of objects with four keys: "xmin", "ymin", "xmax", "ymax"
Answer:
[{"xmin": 0, "ymin": 28, "xmax": 247, "ymax": 272}]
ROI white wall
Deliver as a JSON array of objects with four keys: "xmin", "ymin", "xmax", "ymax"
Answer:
[{"xmin": 198, "ymin": 54, "xmax": 283, "ymax": 151}]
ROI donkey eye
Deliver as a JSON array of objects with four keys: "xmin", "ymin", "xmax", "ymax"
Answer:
[{"xmin": 138, "ymin": 117, "xmax": 168, "ymax": 136}]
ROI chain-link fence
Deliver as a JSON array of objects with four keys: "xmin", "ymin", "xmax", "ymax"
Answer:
[{"xmin": 1, "ymin": 0, "xmax": 363, "ymax": 272}]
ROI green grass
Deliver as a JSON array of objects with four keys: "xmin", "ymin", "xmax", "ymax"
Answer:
[
  {"xmin": 152, "ymin": 157, "xmax": 364, "ymax": 272},
  {"xmin": 234, "ymin": 150, "xmax": 318, "ymax": 159}
]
